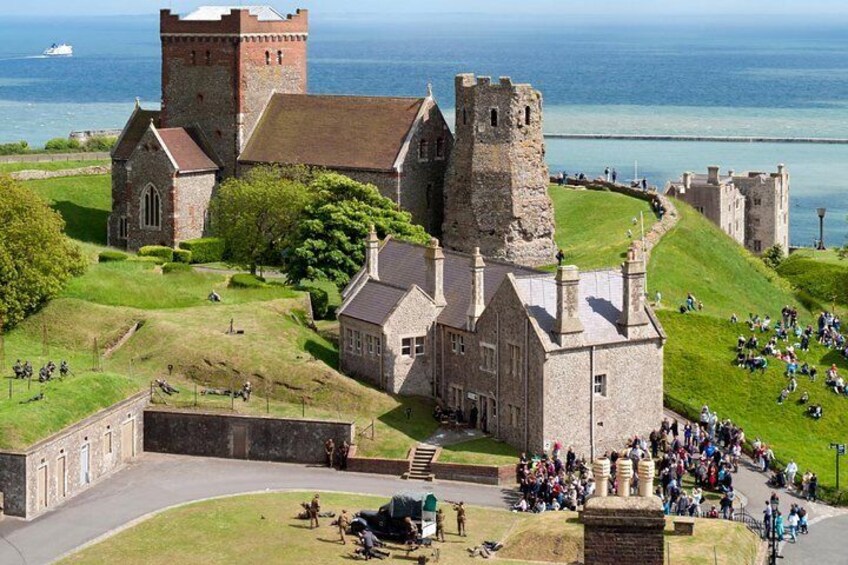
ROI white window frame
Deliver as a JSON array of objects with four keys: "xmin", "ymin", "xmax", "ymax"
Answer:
[
  {"xmin": 346, "ymin": 328, "xmax": 355, "ymax": 353},
  {"xmin": 140, "ymin": 183, "xmax": 161, "ymax": 230},
  {"xmin": 414, "ymin": 336, "xmax": 425, "ymax": 356},
  {"xmin": 593, "ymin": 374, "xmax": 608, "ymax": 397},
  {"xmin": 418, "ymin": 139, "xmax": 429, "ymax": 162},
  {"xmin": 354, "ymin": 331, "xmax": 362, "ymax": 354},
  {"xmin": 480, "ymin": 343, "xmax": 496, "ymax": 373},
  {"xmin": 508, "ymin": 344, "xmax": 521, "ymax": 378},
  {"xmin": 375, "ymin": 336, "xmax": 382, "ymax": 356},
  {"xmin": 401, "ymin": 337, "xmax": 413, "ymax": 357}
]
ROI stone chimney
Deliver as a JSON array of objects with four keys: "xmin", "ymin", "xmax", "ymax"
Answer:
[
  {"xmin": 554, "ymin": 265, "xmax": 583, "ymax": 345},
  {"xmin": 682, "ymin": 171, "xmax": 692, "ymax": 191},
  {"xmin": 365, "ymin": 225, "xmax": 379, "ymax": 280},
  {"xmin": 637, "ymin": 459, "xmax": 655, "ymax": 497},
  {"xmin": 425, "ymin": 238, "xmax": 446, "ymax": 307},
  {"xmin": 618, "ymin": 244, "xmax": 649, "ymax": 334},
  {"xmin": 777, "ymin": 163, "xmax": 785, "ymax": 175},
  {"xmin": 593, "ymin": 458, "xmax": 611, "ymax": 498},
  {"xmin": 467, "ymin": 247, "xmax": 486, "ymax": 330},
  {"xmin": 707, "ymin": 165, "xmax": 719, "ymax": 185}
]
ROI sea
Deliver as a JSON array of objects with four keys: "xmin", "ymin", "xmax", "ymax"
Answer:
[{"xmin": 0, "ymin": 13, "xmax": 847, "ymax": 247}]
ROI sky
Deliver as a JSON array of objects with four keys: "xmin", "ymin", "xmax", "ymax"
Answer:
[{"xmin": 3, "ymin": 0, "xmax": 847, "ymax": 18}]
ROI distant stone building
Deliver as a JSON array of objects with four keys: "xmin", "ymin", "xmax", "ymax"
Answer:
[
  {"xmin": 109, "ymin": 6, "xmax": 452, "ymax": 249},
  {"xmin": 442, "ymin": 74, "xmax": 557, "ymax": 267},
  {"xmin": 667, "ymin": 164, "xmax": 790, "ymax": 254},
  {"xmin": 336, "ymin": 230, "xmax": 665, "ymax": 456}
]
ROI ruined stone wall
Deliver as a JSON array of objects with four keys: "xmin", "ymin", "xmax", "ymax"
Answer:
[
  {"xmin": 126, "ymin": 128, "xmax": 176, "ymax": 250},
  {"xmin": 382, "ymin": 288, "xmax": 439, "ymax": 396},
  {"xmin": 173, "ymin": 171, "xmax": 217, "ymax": 244},
  {"xmin": 735, "ymin": 170, "xmax": 790, "ymax": 253},
  {"xmin": 338, "ymin": 316, "xmax": 385, "ymax": 390},
  {"xmin": 109, "ymin": 160, "xmax": 128, "ymax": 248},
  {"xmin": 442, "ymin": 74, "xmax": 556, "ymax": 267}
]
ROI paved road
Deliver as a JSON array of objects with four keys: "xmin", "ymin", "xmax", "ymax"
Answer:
[
  {"xmin": 781, "ymin": 512, "xmax": 848, "ymax": 564},
  {"xmin": 0, "ymin": 453, "xmax": 516, "ymax": 565}
]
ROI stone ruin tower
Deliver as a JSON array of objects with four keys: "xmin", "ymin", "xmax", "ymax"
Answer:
[
  {"xmin": 441, "ymin": 74, "xmax": 556, "ymax": 266},
  {"xmin": 159, "ymin": 7, "xmax": 309, "ymax": 175}
]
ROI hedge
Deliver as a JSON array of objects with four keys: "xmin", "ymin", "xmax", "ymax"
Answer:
[
  {"xmin": 128, "ymin": 255, "xmax": 165, "ymax": 265},
  {"xmin": 98, "ymin": 250, "xmax": 128, "ymax": 263},
  {"xmin": 229, "ymin": 273, "xmax": 266, "ymax": 288},
  {"xmin": 138, "ymin": 245, "xmax": 174, "ymax": 262},
  {"xmin": 162, "ymin": 262, "xmax": 192, "ymax": 274},
  {"xmin": 179, "ymin": 237, "xmax": 225, "ymax": 264},
  {"xmin": 172, "ymin": 248, "xmax": 192, "ymax": 264},
  {"xmin": 298, "ymin": 284, "xmax": 330, "ymax": 319}
]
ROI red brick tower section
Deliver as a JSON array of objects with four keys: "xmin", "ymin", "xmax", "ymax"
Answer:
[{"xmin": 159, "ymin": 8, "xmax": 308, "ymax": 176}]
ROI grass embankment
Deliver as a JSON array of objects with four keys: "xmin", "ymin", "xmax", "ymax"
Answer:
[
  {"xmin": 648, "ymin": 200, "xmax": 799, "ymax": 318},
  {"xmin": 789, "ymin": 247, "xmax": 847, "ymax": 266},
  {"xmin": 24, "ymin": 174, "xmax": 110, "ymax": 244},
  {"xmin": 548, "ymin": 186, "xmax": 657, "ymax": 270},
  {"xmin": 438, "ymin": 437, "xmax": 518, "ymax": 466},
  {"xmin": 776, "ymin": 254, "xmax": 848, "ymax": 309},
  {"xmin": 0, "ymin": 159, "xmax": 109, "ymax": 174},
  {"xmin": 61, "ymin": 492, "xmax": 759, "ymax": 565}
]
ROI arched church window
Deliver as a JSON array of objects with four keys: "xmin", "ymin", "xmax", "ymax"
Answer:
[{"xmin": 141, "ymin": 184, "xmax": 161, "ymax": 230}]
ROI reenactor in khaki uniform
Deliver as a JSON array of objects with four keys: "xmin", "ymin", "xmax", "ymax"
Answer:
[
  {"xmin": 338, "ymin": 509, "xmax": 351, "ymax": 544},
  {"xmin": 324, "ymin": 438, "xmax": 335, "ymax": 468},
  {"xmin": 435, "ymin": 507, "xmax": 445, "ymax": 542},
  {"xmin": 309, "ymin": 493, "xmax": 321, "ymax": 529},
  {"xmin": 453, "ymin": 501, "xmax": 467, "ymax": 537}
]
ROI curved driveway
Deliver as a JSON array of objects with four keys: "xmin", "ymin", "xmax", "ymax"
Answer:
[{"xmin": 0, "ymin": 453, "xmax": 516, "ymax": 565}]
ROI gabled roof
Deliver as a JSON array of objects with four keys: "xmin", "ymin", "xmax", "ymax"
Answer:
[
  {"xmin": 156, "ymin": 128, "xmax": 219, "ymax": 174},
  {"xmin": 240, "ymin": 94, "xmax": 426, "ymax": 172},
  {"xmin": 339, "ymin": 280, "xmax": 408, "ymax": 326},
  {"xmin": 112, "ymin": 107, "xmax": 161, "ymax": 161},
  {"xmin": 183, "ymin": 5, "xmax": 286, "ymax": 21}
]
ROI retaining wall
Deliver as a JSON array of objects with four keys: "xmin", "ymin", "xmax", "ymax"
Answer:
[
  {"xmin": 0, "ymin": 152, "xmax": 110, "ymax": 164},
  {"xmin": 9, "ymin": 165, "xmax": 110, "ymax": 181}
]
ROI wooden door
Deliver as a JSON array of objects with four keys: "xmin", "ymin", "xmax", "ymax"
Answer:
[
  {"xmin": 57, "ymin": 456, "xmax": 66, "ymax": 498},
  {"xmin": 80, "ymin": 444, "xmax": 90, "ymax": 485},
  {"xmin": 121, "ymin": 419, "xmax": 135, "ymax": 461},
  {"xmin": 231, "ymin": 425, "xmax": 248, "ymax": 459},
  {"xmin": 36, "ymin": 465, "xmax": 48, "ymax": 509}
]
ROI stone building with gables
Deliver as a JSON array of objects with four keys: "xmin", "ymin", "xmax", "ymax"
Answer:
[{"xmin": 337, "ymin": 230, "xmax": 666, "ymax": 457}]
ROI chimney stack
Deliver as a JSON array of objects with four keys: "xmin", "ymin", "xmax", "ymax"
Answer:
[
  {"xmin": 682, "ymin": 172, "xmax": 692, "ymax": 191},
  {"xmin": 618, "ymin": 244, "xmax": 649, "ymax": 334},
  {"xmin": 554, "ymin": 265, "xmax": 583, "ymax": 345},
  {"xmin": 777, "ymin": 163, "xmax": 785, "ymax": 176},
  {"xmin": 707, "ymin": 166, "xmax": 719, "ymax": 185},
  {"xmin": 365, "ymin": 225, "xmax": 379, "ymax": 280},
  {"xmin": 425, "ymin": 238, "xmax": 446, "ymax": 307},
  {"xmin": 467, "ymin": 247, "xmax": 486, "ymax": 330}
]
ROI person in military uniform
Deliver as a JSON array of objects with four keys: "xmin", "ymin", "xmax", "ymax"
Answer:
[
  {"xmin": 435, "ymin": 507, "xmax": 445, "ymax": 542},
  {"xmin": 453, "ymin": 501, "xmax": 467, "ymax": 537},
  {"xmin": 309, "ymin": 493, "xmax": 321, "ymax": 529},
  {"xmin": 337, "ymin": 509, "xmax": 351, "ymax": 544},
  {"xmin": 324, "ymin": 438, "xmax": 335, "ymax": 468},
  {"xmin": 12, "ymin": 360, "xmax": 23, "ymax": 379},
  {"xmin": 59, "ymin": 360, "xmax": 69, "ymax": 378}
]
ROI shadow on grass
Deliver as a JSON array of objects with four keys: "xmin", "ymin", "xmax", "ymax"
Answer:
[
  {"xmin": 52, "ymin": 200, "xmax": 108, "ymax": 245},
  {"xmin": 442, "ymin": 437, "xmax": 517, "ymax": 458},
  {"xmin": 377, "ymin": 399, "xmax": 439, "ymax": 444},
  {"xmin": 822, "ymin": 349, "xmax": 848, "ymax": 369},
  {"xmin": 304, "ymin": 338, "xmax": 339, "ymax": 368}
]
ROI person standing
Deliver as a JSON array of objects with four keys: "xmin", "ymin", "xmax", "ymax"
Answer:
[
  {"xmin": 454, "ymin": 501, "xmax": 467, "ymax": 537},
  {"xmin": 785, "ymin": 460, "xmax": 798, "ymax": 490},
  {"xmin": 338, "ymin": 509, "xmax": 351, "ymax": 544},
  {"xmin": 604, "ymin": 166, "xmax": 610, "ymax": 182},
  {"xmin": 309, "ymin": 493, "xmax": 321, "ymax": 529},
  {"xmin": 360, "ymin": 529, "xmax": 376, "ymax": 561},
  {"xmin": 435, "ymin": 508, "xmax": 446, "ymax": 542},
  {"xmin": 556, "ymin": 248, "xmax": 565, "ymax": 266},
  {"xmin": 808, "ymin": 473, "xmax": 818, "ymax": 501},
  {"xmin": 787, "ymin": 508, "xmax": 799, "ymax": 542},
  {"xmin": 324, "ymin": 438, "xmax": 335, "ymax": 468},
  {"xmin": 762, "ymin": 501, "xmax": 772, "ymax": 540},
  {"xmin": 611, "ymin": 169, "xmax": 617, "ymax": 183}
]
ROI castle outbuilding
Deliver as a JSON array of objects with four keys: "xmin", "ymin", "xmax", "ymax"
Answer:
[{"xmin": 337, "ymin": 230, "xmax": 665, "ymax": 456}]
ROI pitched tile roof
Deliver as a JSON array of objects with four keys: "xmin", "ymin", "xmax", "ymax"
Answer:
[
  {"xmin": 339, "ymin": 280, "xmax": 407, "ymax": 325},
  {"xmin": 112, "ymin": 108, "xmax": 160, "ymax": 160},
  {"xmin": 156, "ymin": 128, "xmax": 219, "ymax": 173},
  {"xmin": 240, "ymin": 94, "xmax": 425, "ymax": 171}
]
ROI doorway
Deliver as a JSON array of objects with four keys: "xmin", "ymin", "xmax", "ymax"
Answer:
[
  {"xmin": 57, "ymin": 455, "xmax": 67, "ymax": 498},
  {"xmin": 231, "ymin": 424, "xmax": 248, "ymax": 459},
  {"xmin": 80, "ymin": 444, "xmax": 90, "ymax": 485},
  {"xmin": 479, "ymin": 396, "xmax": 490, "ymax": 433},
  {"xmin": 121, "ymin": 419, "xmax": 135, "ymax": 461},
  {"xmin": 36, "ymin": 465, "xmax": 48, "ymax": 509}
]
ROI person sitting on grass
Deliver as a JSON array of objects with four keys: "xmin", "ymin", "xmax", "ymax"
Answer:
[
  {"xmin": 777, "ymin": 388, "xmax": 789, "ymax": 404},
  {"xmin": 808, "ymin": 404, "xmax": 823, "ymax": 420},
  {"xmin": 798, "ymin": 391, "xmax": 809, "ymax": 405},
  {"xmin": 788, "ymin": 377, "xmax": 797, "ymax": 393},
  {"xmin": 208, "ymin": 290, "xmax": 222, "ymax": 302}
]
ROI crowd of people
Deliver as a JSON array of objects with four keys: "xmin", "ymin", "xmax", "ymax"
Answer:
[
  {"xmin": 12, "ymin": 359, "xmax": 69, "ymax": 382},
  {"xmin": 512, "ymin": 442, "xmax": 595, "ymax": 513}
]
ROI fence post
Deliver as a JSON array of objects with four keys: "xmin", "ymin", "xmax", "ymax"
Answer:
[
  {"xmin": 194, "ymin": 382, "xmax": 197, "ymax": 407},
  {"xmin": 371, "ymin": 418, "xmax": 375, "ymax": 441}
]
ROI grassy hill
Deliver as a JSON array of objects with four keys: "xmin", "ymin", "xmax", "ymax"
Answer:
[
  {"xmin": 776, "ymin": 253, "xmax": 848, "ymax": 309},
  {"xmin": 24, "ymin": 174, "xmax": 110, "ymax": 244}
]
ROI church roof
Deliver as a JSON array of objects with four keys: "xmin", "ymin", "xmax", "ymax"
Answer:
[
  {"xmin": 240, "ymin": 94, "xmax": 426, "ymax": 172},
  {"xmin": 156, "ymin": 128, "xmax": 219, "ymax": 173},
  {"xmin": 183, "ymin": 6, "xmax": 286, "ymax": 21},
  {"xmin": 112, "ymin": 108, "xmax": 161, "ymax": 160}
]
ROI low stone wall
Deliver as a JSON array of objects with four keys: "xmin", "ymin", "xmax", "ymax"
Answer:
[
  {"xmin": 0, "ymin": 151, "xmax": 110, "ymax": 164},
  {"xmin": 431, "ymin": 461, "xmax": 515, "ymax": 486},
  {"xmin": 346, "ymin": 456, "xmax": 411, "ymax": 477},
  {"xmin": 9, "ymin": 165, "xmax": 110, "ymax": 181},
  {"xmin": 143, "ymin": 408, "xmax": 354, "ymax": 464}
]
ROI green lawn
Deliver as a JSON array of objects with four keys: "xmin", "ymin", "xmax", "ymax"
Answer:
[
  {"xmin": 648, "ymin": 200, "xmax": 799, "ymax": 318},
  {"xmin": 23, "ymin": 174, "xmax": 110, "ymax": 244},
  {"xmin": 789, "ymin": 247, "xmax": 847, "ymax": 266},
  {"xmin": 60, "ymin": 491, "xmax": 758, "ymax": 565},
  {"xmin": 661, "ymin": 311, "xmax": 848, "ymax": 488},
  {"xmin": 549, "ymin": 186, "xmax": 658, "ymax": 270},
  {"xmin": 438, "ymin": 437, "xmax": 518, "ymax": 466},
  {"xmin": 0, "ymin": 159, "xmax": 108, "ymax": 174}
]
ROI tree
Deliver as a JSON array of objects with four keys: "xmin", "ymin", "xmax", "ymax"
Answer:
[
  {"xmin": 761, "ymin": 243, "xmax": 785, "ymax": 270},
  {"xmin": 285, "ymin": 173, "xmax": 429, "ymax": 286},
  {"xmin": 0, "ymin": 176, "xmax": 86, "ymax": 330},
  {"xmin": 210, "ymin": 166, "xmax": 313, "ymax": 275}
]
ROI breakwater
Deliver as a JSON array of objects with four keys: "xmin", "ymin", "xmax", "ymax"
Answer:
[{"xmin": 544, "ymin": 134, "xmax": 848, "ymax": 144}]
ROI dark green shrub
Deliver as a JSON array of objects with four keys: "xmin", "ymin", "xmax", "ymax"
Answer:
[
  {"xmin": 298, "ymin": 284, "xmax": 330, "ymax": 319},
  {"xmin": 179, "ymin": 237, "xmax": 225, "ymax": 264},
  {"xmin": 229, "ymin": 273, "xmax": 266, "ymax": 288},
  {"xmin": 128, "ymin": 256, "xmax": 164, "ymax": 265},
  {"xmin": 777, "ymin": 257, "xmax": 848, "ymax": 306},
  {"xmin": 98, "ymin": 250, "xmax": 128, "ymax": 263},
  {"xmin": 0, "ymin": 141, "xmax": 29, "ymax": 156},
  {"xmin": 172, "ymin": 248, "xmax": 192, "ymax": 264},
  {"xmin": 162, "ymin": 262, "xmax": 192, "ymax": 274},
  {"xmin": 138, "ymin": 245, "xmax": 174, "ymax": 262},
  {"xmin": 44, "ymin": 137, "xmax": 81, "ymax": 152},
  {"xmin": 82, "ymin": 136, "xmax": 117, "ymax": 152}
]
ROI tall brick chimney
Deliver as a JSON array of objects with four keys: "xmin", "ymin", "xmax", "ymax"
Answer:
[
  {"xmin": 554, "ymin": 265, "xmax": 583, "ymax": 346},
  {"xmin": 467, "ymin": 247, "xmax": 485, "ymax": 330},
  {"xmin": 365, "ymin": 225, "xmax": 379, "ymax": 280},
  {"xmin": 707, "ymin": 165, "xmax": 720, "ymax": 185},
  {"xmin": 425, "ymin": 238, "xmax": 446, "ymax": 307},
  {"xmin": 618, "ymin": 244, "xmax": 649, "ymax": 335}
]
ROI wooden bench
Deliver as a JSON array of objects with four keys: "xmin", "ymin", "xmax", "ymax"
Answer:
[{"xmin": 673, "ymin": 518, "xmax": 695, "ymax": 536}]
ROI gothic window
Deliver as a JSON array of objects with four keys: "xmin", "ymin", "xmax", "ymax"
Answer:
[
  {"xmin": 524, "ymin": 106, "xmax": 531, "ymax": 126},
  {"xmin": 435, "ymin": 137, "xmax": 445, "ymax": 159},
  {"xmin": 205, "ymin": 50, "xmax": 211, "ymax": 65},
  {"xmin": 490, "ymin": 108, "xmax": 499, "ymax": 127},
  {"xmin": 277, "ymin": 50, "xmax": 283, "ymax": 65},
  {"xmin": 190, "ymin": 51, "xmax": 196, "ymax": 65},
  {"xmin": 265, "ymin": 50, "xmax": 271, "ymax": 65},
  {"xmin": 418, "ymin": 139, "xmax": 429, "ymax": 161},
  {"xmin": 140, "ymin": 184, "xmax": 161, "ymax": 230}
]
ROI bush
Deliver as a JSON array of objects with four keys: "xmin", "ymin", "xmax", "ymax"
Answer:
[
  {"xmin": 138, "ymin": 245, "xmax": 174, "ymax": 262},
  {"xmin": 44, "ymin": 137, "xmax": 81, "ymax": 152},
  {"xmin": 761, "ymin": 244, "xmax": 785, "ymax": 270},
  {"xmin": 82, "ymin": 136, "xmax": 117, "ymax": 152},
  {"xmin": 776, "ymin": 256, "xmax": 848, "ymax": 306},
  {"xmin": 162, "ymin": 262, "xmax": 192, "ymax": 274},
  {"xmin": 127, "ymin": 256, "xmax": 164, "ymax": 265},
  {"xmin": 0, "ymin": 141, "xmax": 29, "ymax": 156},
  {"xmin": 298, "ymin": 284, "xmax": 330, "ymax": 319},
  {"xmin": 229, "ymin": 273, "xmax": 266, "ymax": 288},
  {"xmin": 179, "ymin": 237, "xmax": 225, "ymax": 264},
  {"xmin": 172, "ymin": 248, "xmax": 192, "ymax": 264},
  {"xmin": 98, "ymin": 250, "xmax": 128, "ymax": 263}
]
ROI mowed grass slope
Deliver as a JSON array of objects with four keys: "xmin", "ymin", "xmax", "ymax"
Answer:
[
  {"xmin": 648, "ymin": 200, "xmax": 799, "ymax": 318},
  {"xmin": 549, "ymin": 187, "xmax": 657, "ymax": 270},
  {"xmin": 23, "ymin": 174, "xmax": 110, "ymax": 244},
  {"xmin": 0, "ymin": 159, "xmax": 109, "ymax": 174}
]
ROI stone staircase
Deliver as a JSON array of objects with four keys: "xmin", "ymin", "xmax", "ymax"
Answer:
[{"xmin": 403, "ymin": 443, "xmax": 437, "ymax": 481}]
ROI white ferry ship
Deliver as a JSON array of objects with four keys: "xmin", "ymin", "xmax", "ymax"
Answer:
[{"xmin": 43, "ymin": 43, "xmax": 73, "ymax": 57}]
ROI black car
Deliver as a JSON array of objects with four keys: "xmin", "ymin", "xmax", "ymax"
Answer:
[{"xmin": 351, "ymin": 492, "xmax": 438, "ymax": 541}]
